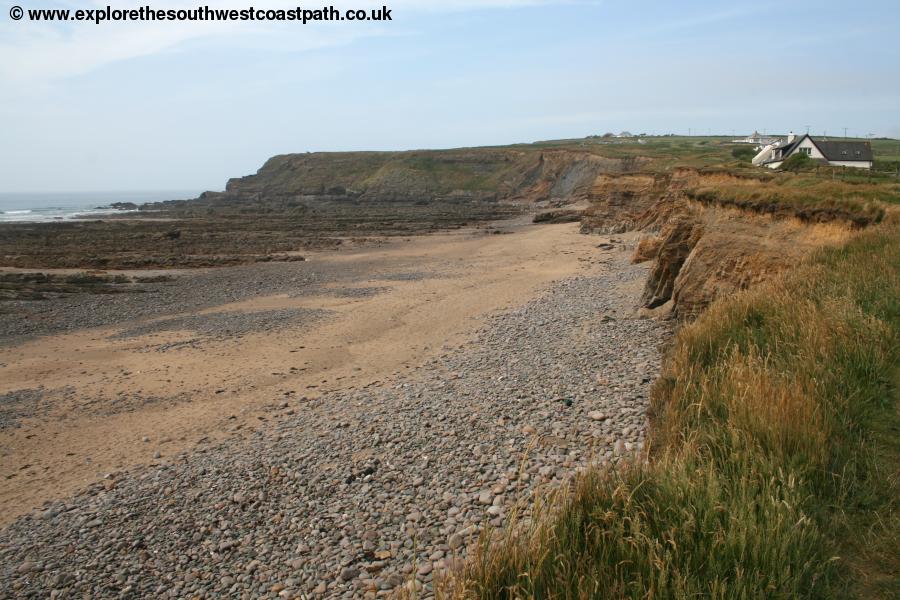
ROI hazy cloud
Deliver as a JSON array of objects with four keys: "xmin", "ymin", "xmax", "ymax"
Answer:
[{"xmin": 0, "ymin": 0, "xmax": 584, "ymax": 82}]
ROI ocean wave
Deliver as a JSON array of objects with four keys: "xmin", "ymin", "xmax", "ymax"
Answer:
[{"xmin": 0, "ymin": 206, "xmax": 141, "ymax": 223}]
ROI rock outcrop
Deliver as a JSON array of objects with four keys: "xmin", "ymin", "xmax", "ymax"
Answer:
[
  {"xmin": 640, "ymin": 215, "xmax": 703, "ymax": 309},
  {"xmin": 631, "ymin": 235, "xmax": 662, "ymax": 263}
]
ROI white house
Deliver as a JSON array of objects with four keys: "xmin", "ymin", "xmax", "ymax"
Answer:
[{"xmin": 752, "ymin": 133, "xmax": 873, "ymax": 169}]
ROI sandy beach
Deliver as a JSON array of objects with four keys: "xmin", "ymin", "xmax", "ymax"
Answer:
[{"xmin": 0, "ymin": 218, "xmax": 622, "ymax": 526}]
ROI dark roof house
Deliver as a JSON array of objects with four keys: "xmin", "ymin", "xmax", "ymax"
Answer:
[{"xmin": 753, "ymin": 133, "xmax": 873, "ymax": 169}]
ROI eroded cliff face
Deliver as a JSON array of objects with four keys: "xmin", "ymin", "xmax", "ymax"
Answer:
[
  {"xmin": 512, "ymin": 151, "xmax": 649, "ymax": 204},
  {"xmin": 639, "ymin": 214, "xmax": 704, "ymax": 310},
  {"xmin": 585, "ymin": 168, "xmax": 853, "ymax": 319},
  {"xmin": 580, "ymin": 174, "xmax": 662, "ymax": 234}
]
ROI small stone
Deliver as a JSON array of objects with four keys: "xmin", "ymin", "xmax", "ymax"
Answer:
[
  {"xmin": 588, "ymin": 411, "xmax": 608, "ymax": 421},
  {"xmin": 16, "ymin": 561, "xmax": 34, "ymax": 574},
  {"xmin": 339, "ymin": 567, "xmax": 358, "ymax": 582},
  {"xmin": 448, "ymin": 533, "xmax": 463, "ymax": 550},
  {"xmin": 522, "ymin": 424, "xmax": 536, "ymax": 435}
]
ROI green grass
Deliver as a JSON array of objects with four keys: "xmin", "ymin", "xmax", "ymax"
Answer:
[
  {"xmin": 441, "ymin": 215, "xmax": 900, "ymax": 599},
  {"xmin": 871, "ymin": 138, "xmax": 900, "ymax": 163},
  {"xmin": 683, "ymin": 174, "xmax": 900, "ymax": 225}
]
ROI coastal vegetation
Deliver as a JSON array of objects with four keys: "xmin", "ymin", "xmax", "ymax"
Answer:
[{"xmin": 684, "ymin": 174, "xmax": 898, "ymax": 226}]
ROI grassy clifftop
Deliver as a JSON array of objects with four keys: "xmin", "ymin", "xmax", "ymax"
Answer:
[
  {"xmin": 224, "ymin": 149, "xmax": 535, "ymax": 199},
  {"xmin": 684, "ymin": 171, "xmax": 899, "ymax": 226}
]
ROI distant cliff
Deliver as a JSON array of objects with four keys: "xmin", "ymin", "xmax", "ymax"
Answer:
[{"xmin": 187, "ymin": 147, "xmax": 648, "ymax": 206}]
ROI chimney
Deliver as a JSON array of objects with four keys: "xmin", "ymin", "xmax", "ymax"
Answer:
[{"xmin": 787, "ymin": 131, "xmax": 796, "ymax": 143}]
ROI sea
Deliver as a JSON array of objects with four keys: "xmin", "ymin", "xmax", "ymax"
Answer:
[{"xmin": 0, "ymin": 191, "xmax": 202, "ymax": 223}]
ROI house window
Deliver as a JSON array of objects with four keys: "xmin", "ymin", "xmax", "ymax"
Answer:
[{"xmin": 800, "ymin": 147, "xmax": 811, "ymax": 155}]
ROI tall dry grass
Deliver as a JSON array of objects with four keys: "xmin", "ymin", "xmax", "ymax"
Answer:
[
  {"xmin": 685, "ymin": 173, "xmax": 900, "ymax": 226},
  {"xmin": 437, "ymin": 215, "xmax": 899, "ymax": 599}
]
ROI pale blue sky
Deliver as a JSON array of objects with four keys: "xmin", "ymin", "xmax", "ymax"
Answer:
[{"xmin": 1, "ymin": 0, "xmax": 899, "ymax": 192}]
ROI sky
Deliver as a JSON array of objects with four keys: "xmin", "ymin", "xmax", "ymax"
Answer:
[{"xmin": 1, "ymin": 0, "xmax": 899, "ymax": 193}]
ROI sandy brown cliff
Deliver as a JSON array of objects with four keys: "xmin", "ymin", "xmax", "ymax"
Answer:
[{"xmin": 582, "ymin": 168, "xmax": 857, "ymax": 319}]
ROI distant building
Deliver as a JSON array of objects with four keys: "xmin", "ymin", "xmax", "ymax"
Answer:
[
  {"xmin": 732, "ymin": 130, "xmax": 777, "ymax": 145},
  {"xmin": 753, "ymin": 133, "xmax": 874, "ymax": 169},
  {"xmin": 616, "ymin": 131, "xmax": 633, "ymax": 138}
]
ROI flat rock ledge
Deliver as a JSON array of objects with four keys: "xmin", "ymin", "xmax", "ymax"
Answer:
[{"xmin": 0, "ymin": 255, "xmax": 668, "ymax": 599}]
